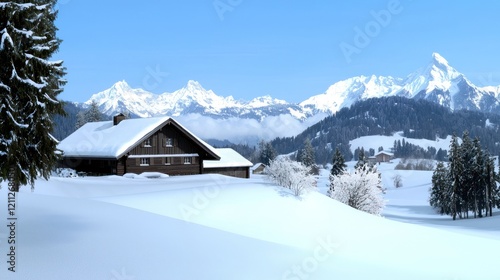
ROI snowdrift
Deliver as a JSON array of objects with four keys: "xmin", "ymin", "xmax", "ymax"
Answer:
[{"xmin": 0, "ymin": 174, "xmax": 499, "ymax": 279}]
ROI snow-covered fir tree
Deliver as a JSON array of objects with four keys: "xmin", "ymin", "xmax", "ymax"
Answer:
[
  {"xmin": 458, "ymin": 131, "xmax": 474, "ymax": 218},
  {"xmin": 330, "ymin": 147, "xmax": 346, "ymax": 177},
  {"xmin": 328, "ymin": 163, "xmax": 385, "ymax": 216},
  {"xmin": 298, "ymin": 138, "xmax": 315, "ymax": 167},
  {"xmin": 86, "ymin": 100, "xmax": 102, "ymax": 122},
  {"xmin": 354, "ymin": 147, "xmax": 370, "ymax": 171},
  {"xmin": 0, "ymin": 1, "xmax": 65, "ymax": 191},
  {"xmin": 485, "ymin": 156, "xmax": 498, "ymax": 217},
  {"xmin": 430, "ymin": 162, "xmax": 451, "ymax": 214},
  {"xmin": 259, "ymin": 140, "xmax": 276, "ymax": 166},
  {"xmin": 75, "ymin": 111, "xmax": 86, "ymax": 130},
  {"xmin": 471, "ymin": 138, "xmax": 485, "ymax": 218},
  {"xmin": 448, "ymin": 133, "xmax": 462, "ymax": 220},
  {"xmin": 75, "ymin": 100, "xmax": 103, "ymax": 129}
]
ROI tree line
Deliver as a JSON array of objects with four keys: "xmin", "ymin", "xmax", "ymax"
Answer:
[
  {"xmin": 271, "ymin": 96, "xmax": 500, "ymax": 165},
  {"xmin": 430, "ymin": 132, "xmax": 500, "ymax": 219}
]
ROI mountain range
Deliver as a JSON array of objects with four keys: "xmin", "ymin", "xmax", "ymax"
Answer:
[{"xmin": 83, "ymin": 53, "xmax": 500, "ymax": 120}]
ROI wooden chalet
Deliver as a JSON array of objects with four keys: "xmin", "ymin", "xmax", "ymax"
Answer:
[
  {"xmin": 57, "ymin": 115, "xmax": 252, "ymax": 178},
  {"xmin": 373, "ymin": 151, "xmax": 394, "ymax": 163}
]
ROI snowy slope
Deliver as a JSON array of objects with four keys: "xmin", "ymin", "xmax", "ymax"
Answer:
[
  {"xmin": 1, "ymin": 173, "xmax": 500, "ymax": 279},
  {"xmin": 349, "ymin": 131, "xmax": 453, "ymax": 154},
  {"xmin": 300, "ymin": 75, "xmax": 402, "ymax": 114}
]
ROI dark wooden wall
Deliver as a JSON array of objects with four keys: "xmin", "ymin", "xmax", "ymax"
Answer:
[
  {"xmin": 124, "ymin": 156, "xmax": 201, "ymax": 176},
  {"xmin": 129, "ymin": 123, "xmax": 205, "ymax": 156},
  {"xmin": 121, "ymin": 123, "xmax": 209, "ymax": 176},
  {"xmin": 61, "ymin": 158, "xmax": 118, "ymax": 176},
  {"xmin": 203, "ymin": 167, "xmax": 250, "ymax": 179}
]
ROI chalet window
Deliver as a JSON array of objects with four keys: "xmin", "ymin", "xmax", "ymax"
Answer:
[
  {"xmin": 143, "ymin": 138, "xmax": 152, "ymax": 147},
  {"xmin": 165, "ymin": 157, "xmax": 172, "ymax": 165},
  {"xmin": 140, "ymin": 158, "xmax": 150, "ymax": 166},
  {"xmin": 184, "ymin": 157, "xmax": 192, "ymax": 164},
  {"xmin": 165, "ymin": 138, "xmax": 173, "ymax": 147}
]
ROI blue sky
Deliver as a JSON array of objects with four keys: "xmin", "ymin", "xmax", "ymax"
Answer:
[{"xmin": 54, "ymin": 0, "xmax": 500, "ymax": 103}]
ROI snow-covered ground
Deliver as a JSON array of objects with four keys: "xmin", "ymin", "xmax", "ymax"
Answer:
[{"xmin": 1, "ymin": 163, "xmax": 499, "ymax": 279}]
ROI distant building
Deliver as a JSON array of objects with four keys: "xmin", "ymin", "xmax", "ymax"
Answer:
[
  {"xmin": 203, "ymin": 148, "xmax": 254, "ymax": 178},
  {"xmin": 57, "ymin": 115, "xmax": 252, "ymax": 178},
  {"xmin": 251, "ymin": 163, "xmax": 266, "ymax": 174},
  {"xmin": 374, "ymin": 151, "xmax": 394, "ymax": 163}
]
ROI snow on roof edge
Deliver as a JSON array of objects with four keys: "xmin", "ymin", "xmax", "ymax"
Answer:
[
  {"xmin": 57, "ymin": 116, "xmax": 220, "ymax": 160},
  {"xmin": 204, "ymin": 148, "xmax": 253, "ymax": 169}
]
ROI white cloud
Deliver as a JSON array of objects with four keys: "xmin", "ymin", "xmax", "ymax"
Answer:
[{"xmin": 176, "ymin": 113, "xmax": 328, "ymax": 145}]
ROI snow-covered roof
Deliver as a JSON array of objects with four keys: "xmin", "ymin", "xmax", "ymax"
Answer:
[
  {"xmin": 251, "ymin": 163, "xmax": 265, "ymax": 171},
  {"xmin": 204, "ymin": 148, "xmax": 253, "ymax": 169},
  {"xmin": 375, "ymin": 151, "xmax": 394, "ymax": 156},
  {"xmin": 57, "ymin": 116, "xmax": 218, "ymax": 159}
]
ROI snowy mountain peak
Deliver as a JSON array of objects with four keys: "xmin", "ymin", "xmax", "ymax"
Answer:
[
  {"xmin": 431, "ymin": 52, "xmax": 449, "ymax": 67},
  {"xmin": 81, "ymin": 53, "xmax": 500, "ymax": 120},
  {"xmin": 428, "ymin": 52, "xmax": 461, "ymax": 80},
  {"xmin": 299, "ymin": 75, "xmax": 402, "ymax": 113},
  {"xmin": 112, "ymin": 80, "xmax": 131, "ymax": 89},
  {"xmin": 248, "ymin": 95, "xmax": 288, "ymax": 107},
  {"xmin": 402, "ymin": 53, "xmax": 463, "ymax": 96},
  {"xmin": 185, "ymin": 80, "xmax": 204, "ymax": 91}
]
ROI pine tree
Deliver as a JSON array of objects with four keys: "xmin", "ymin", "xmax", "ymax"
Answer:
[
  {"xmin": 299, "ymin": 138, "xmax": 315, "ymax": 167},
  {"xmin": 471, "ymin": 138, "xmax": 485, "ymax": 218},
  {"xmin": 448, "ymin": 134, "xmax": 462, "ymax": 220},
  {"xmin": 459, "ymin": 131, "xmax": 474, "ymax": 218},
  {"xmin": 75, "ymin": 110, "xmax": 86, "ymax": 130},
  {"xmin": 259, "ymin": 140, "xmax": 276, "ymax": 166},
  {"xmin": 433, "ymin": 133, "xmax": 497, "ymax": 220},
  {"xmin": 354, "ymin": 147, "xmax": 370, "ymax": 171},
  {"xmin": 436, "ymin": 148, "xmax": 447, "ymax": 161},
  {"xmin": 75, "ymin": 100, "xmax": 103, "ymax": 129},
  {"xmin": 486, "ymin": 156, "xmax": 499, "ymax": 216},
  {"xmin": 86, "ymin": 100, "xmax": 102, "ymax": 123},
  {"xmin": 0, "ymin": 1, "xmax": 65, "ymax": 191},
  {"xmin": 331, "ymin": 147, "xmax": 346, "ymax": 177},
  {"xmin": 430, "ymin": 162, "xmax": 451, "ymax": 214}
]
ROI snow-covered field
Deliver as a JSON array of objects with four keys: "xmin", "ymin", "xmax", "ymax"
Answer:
[
  {"xmin": 349, "ymin": 131, "xmax": 453, "ymax": 153},
  {"xmin": 1, "ymin": 162, "xmax": 499, "ymax": 279}
]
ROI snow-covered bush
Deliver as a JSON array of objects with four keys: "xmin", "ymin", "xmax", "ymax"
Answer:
[
  {"xmin": 328, "ymin": 164, "xmax": 385, "ymax": 215},
  {"xmin": 392, "ymin": 174, "xmax": 403, "ymax": 188},
  {"xmin": 395, "ymin": 158, "xmax": 434, "ymax": 171},
  {"xmin": 266, "ymin": 157, "xmax": 316, "ymax": 196},
  {"xmin": 53, "ymin": 168, "xmax": 78, "ymax": 178}
]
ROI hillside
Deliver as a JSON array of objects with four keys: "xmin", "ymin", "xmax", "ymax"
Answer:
[
  {"xmin": 272, "ymin": 96, "xmax": 500, "ymax": 164},
  {"xmin": 51, "ymin": 102, "xmax": 82, "ymax": 141},
  {"xmin": 1, "ymin": 173, "xmax": 500, "ymax": 279}
]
